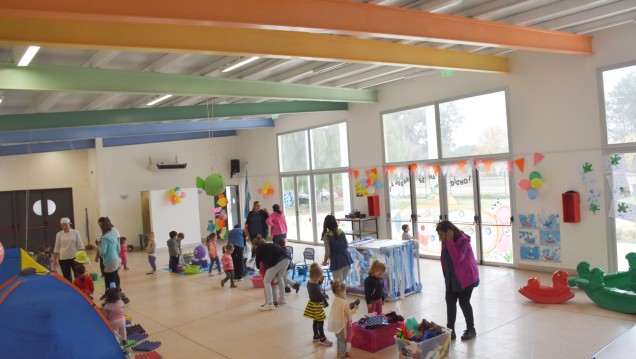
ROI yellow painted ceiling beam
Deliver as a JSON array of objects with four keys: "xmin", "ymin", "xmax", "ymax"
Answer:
[
  {"xmin": 0, "ymin": 16, "xmax": 509, "ymax": 73},
  {"xmin": 0, "ymin": 0, "xmax": 592, "ymax": 54}
]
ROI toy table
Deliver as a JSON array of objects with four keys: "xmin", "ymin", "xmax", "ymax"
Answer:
[{"xmin": 345, "ymin": 239, "xmax": 422, "ymax": 301}]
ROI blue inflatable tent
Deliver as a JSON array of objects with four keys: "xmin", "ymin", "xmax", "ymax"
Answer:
[{"xmin": 0, "ymin": 270, "xmax": 126, "ymax": 358}]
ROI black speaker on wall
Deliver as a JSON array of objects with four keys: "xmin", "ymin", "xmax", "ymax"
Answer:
[{"xmin": 231, "ymin": 159, "xmax": 240, "ymax": 178}]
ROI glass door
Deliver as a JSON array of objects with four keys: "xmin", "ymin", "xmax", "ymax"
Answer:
[
  {"xmin": 333, "ymin": 172, "xmax": 352, "ymax": 236},
  {"xmin": 297, "ymin": 175, "xmax": 313, "ymax": 242},
  {"xmin": 387, "ymin": 166, "xmax": 412, "ymax": 240},
  {"xmin": 610, "ymin": 152, "xmax": 636, "ymax": 271},
  {"xmin": 414, "ymin": 165, "xmax": 442, "ymax": 256},
  {"xmin": 281, "ymin": 176, "xmax": 298, "ymax": 241},
  {"xmin": 477, "ymin": 161, "xmax": 513, "ymax": 264},
  {"xmin": 314, "ymin": 174, "xmax": 331, "ymax": 242},
  {"xmin": 445, "ymin": 167, "xmax": 479, "ymax": 260}
]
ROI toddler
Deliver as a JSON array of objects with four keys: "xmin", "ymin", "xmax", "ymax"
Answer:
[
  {"xmin": 103, "ymin": 288, "xmax": 127, "ymax": 345},
  {"xmin": 167, "ymin": 231, "xmax": 180, "ymax": 273},
  {"xmin": 119, "ymin": 237, "xmax": 129, "ymax": 270},
  {"xmin": 145, "ymin": 232, "xmax": 156, "ymax": 275},
  {"xmin": 221, "ymin": 244, "xmax": 237, "ymax": 288},
  {"xmin": 36, "ymin": 245, "xmax": 51, "ymax": 270},
  {"xmin": 73, "ymin": 264, "xmax": 94, "ymax": 298},
  {"xmin": 402, "ymin": 224, "xmax": 413, "ymax": 241},
  {"xmin": 303, "ymin": 263, "xmax": 332, "ymax": 346},
  {"xmin": 206, "ymin": 233, "xmax": 222, "ymax": 276},
  {"xmin": 364, "ymin": 260, "xmax": 386, "ymax": 314},
  {"xmin": 327, "ymin": 280, "xmax": 358, "ymax": 359}
]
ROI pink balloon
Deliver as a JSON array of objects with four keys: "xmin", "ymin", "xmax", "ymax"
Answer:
[
  {"xmin": 519, "ymin": 179, "xmax": 531, "ymax": 191},
  {"xmin": 257, "ymin": 188, "xmax": 263, "ymax": 194},
  {"xmin": 180, "ymin": 192, "xmax": 186, "ymax": 198},
  {"xmin": 263, "ymin": 194, "xmax": 271, "ymax": 199}
]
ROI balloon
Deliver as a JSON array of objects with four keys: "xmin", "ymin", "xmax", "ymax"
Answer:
[
  {"xmin": 263, "ymin": 194, "xmax": 271, "ymax": 199},
  {"xmin": 374, "ymin": 181, "xmax": 383, "ymax": 189},
  {"xmin": 367, "ymin": 186, "xmax": 376, "ymax": 195},
  {"xmin": 0, "ymin": 241, "xmax": 4, "ymax": 265},
  {"xmin": 168, "ymin": 190, "xmax": 175, "ymax": 196},
  {"xmin": 528, "ymin": 188, "xmax": 538, "ymax": 200},
  {"xmin": 171, "ymin": 195, "xmax": 178, "ymax": 202},
  {"xmin": 529, "ymin": 171, "xmax": 542, "ymax": 180},
  {"xmin": 268, "ymin": 188, "xmax": 274, "ymax": 195},
  {"xmin": 519, "ymin": 179, "xmax": 531, "ymax": 191},
  {"xmin": 174, "ymin": 186, "xmax": 181, "ymax": 193},
  {"xmin": 176, "ymin": 197, "xmax": 182, "ymax": 203},
  {"xmin": 366, "ymin": 178, "xmax": 374, "ymax": 186},
  {"xmin": 258, "ymin": 188, "xmax": 263, "ymax": 194},
  {"xmin": 180, "ymin": 192, "xmax": 186, "ymax": 198},
  {"xmin": 358, "ymin": 178, "xmax": 367, "ymax": 185},
  {"xmin": 530, "ymin": 178, "xmax": 543, "ymax": 189}
]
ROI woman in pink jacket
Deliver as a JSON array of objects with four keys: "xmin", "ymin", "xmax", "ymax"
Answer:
[
  {"xmin": 266, "ymin": 204, "xmax": 288, "ymax": 246},
  {"xmin": 436, "ymin": 220, "xmax": 480, "ymax": 342}
]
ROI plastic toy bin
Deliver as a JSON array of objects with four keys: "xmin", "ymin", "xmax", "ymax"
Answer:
[
  {"xmin": 351, "ymin": 322, "xmax": 402, "ymax": 353},
  {"xmin": 395, "ymin": 328, "xmax": 452, "ymax": 359}
]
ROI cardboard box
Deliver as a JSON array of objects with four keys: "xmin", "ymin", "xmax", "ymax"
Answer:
[
  {"xmin": 351, "ymin": 322, "xmax": 402, "ymax": 353},
  {"xmin": 395, "ymin": 328, "xmax": 451, "ymax": 359}
]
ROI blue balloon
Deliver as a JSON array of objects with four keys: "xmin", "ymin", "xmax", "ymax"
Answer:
[
  {"xmin": 528, "ymin": 188, "xmax": 538, "ymax": 200},
  {"xmin": 374, "ymin": 181, "xmax": 383, "ymax": 189},
  {"xmin": 358, "ymin": 177, "xmax": 366, "ymax": 185}
]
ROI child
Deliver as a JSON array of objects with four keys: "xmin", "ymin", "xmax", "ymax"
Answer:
[
  {"xmin": 221, "ymin": 244, "xmax": 237, "ymax": 288},
  {"xmin": 327, "ymin": 280, "xmax": 358, "ymax": 359},
  {"xmin": 73, "ymin": 264, "xmax": 94, "ymax": 298},
  {"xmin": 145, "ymin": 232, "xmax": 156, "ymax": 275},
  {"xmin": 119, "ymin": 237, "xmax": 129, "ymax": 270},
  {"xmin": 303, "ymin": 263, "xmax": 332, "ymax": 346},
  {"xmin": 402, "ymin": 224, "xmax": 413, "ymax": 241},
  {"xmin": 364, "ymin": 260, "xmax": 387, "ymax": 314},
  {"xmin": 206, "ymin": 233, "xmax": 222, "ymax": 276},
  {"xmin": 103, "ymin": 288, "xmax": 127, "ymax": 345},
  {"xmin": 36, "ymin": 245, "xmax": 51, "ymax": 270},
  {"xmin": 167, "ymin": 231, "xmax": 180, "ymax": 273}
]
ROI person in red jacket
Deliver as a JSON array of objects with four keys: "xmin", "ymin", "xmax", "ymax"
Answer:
[{"xmin": 73, "ymin": 264, "xmax": 94, "ymax": 299}]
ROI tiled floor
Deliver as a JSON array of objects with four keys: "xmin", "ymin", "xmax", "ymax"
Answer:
[{"xmin": 89, "ymin": 242, "xmax": 636, "ymax": 359}]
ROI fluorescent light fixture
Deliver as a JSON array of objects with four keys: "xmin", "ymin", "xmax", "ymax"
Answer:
[
  {"xmin": 222, "ymin": 56, "xmax": 260, "ymax": 73},
  {"xmin": 17, "ymin": 46, "xmax": 40, "ymax": 67},
  {"xmin": 0, "ymin": 96, "xmax": 3, "ymax": 104},
  {"xmin": 146, "ymin": 94, "xmax": 173, "ymax": 106}
]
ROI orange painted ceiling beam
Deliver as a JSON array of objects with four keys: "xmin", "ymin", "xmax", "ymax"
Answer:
[{"xmin": 0, "ymin": 0, "xmax": 592, "ymax": 55}]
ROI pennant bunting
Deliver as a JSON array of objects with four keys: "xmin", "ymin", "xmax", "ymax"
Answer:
[
  {"xmin": 432, "ymin": 165, "xmax": 440, "ymax": 176},
  {"xmin": 534, "ymin": 152, "xmax": 545, "ymax": 166},
  {"xmin": 388, "ymin": 166, "xmax": 396, "ymax": 175},
  {"xmin": 457, "ymin": 161, "xmax": 466, "ymax": 174},
  {"xmin": 483, "ymin": 160, "xmax": 493, "ymax": 174},
  {"xmin": 353, "ymin": 169, "xmax": 359, "ymax": 178},
  {"xmin": 514, "ymin": 157, "xmax": 525, "ymax": 173},
  {"xmin": 504, "ymin": 161, "xmax": 513, "ymax": 173},
  {"xmin": 409, "ymin": 163, "xmax": 417, "ymax": 172}
]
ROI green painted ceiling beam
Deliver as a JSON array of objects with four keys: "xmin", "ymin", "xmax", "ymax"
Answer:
[
  {"xmin": 0, "ymin": 62, "xmax": 377, "ymax": 103},
  {"xmin": 0, "ymin": 101, "xmax": 348, "ymax": 131}
]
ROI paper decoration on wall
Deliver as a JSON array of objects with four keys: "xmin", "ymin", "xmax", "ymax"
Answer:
[
  {"xmin": 587, "ymin": 188, "xmax": 601, "ymax": 214},
  {"xmin": 353, "ymin": 167, "xmax": 383, "ymax": 197},
  {"xmin": 607, "ymin": 173, "xmax": 631, "ymax": 200},
  {"xmin": 533, "ymin": 152, "xmax": 545, "ymax": 166},
  {"xmin": 196, "ymin": 174, "xmax": 226, "ymax": 196},
  {"xmin": 216, "ymin": 193, "xmax": 228, "ymax": 207},
  {"xmin": 605, "ymin": 153, "xmax": 626, "ymax": 174},
  {"xmin": 518, "ymin": 213, "xmax": 561, "ymax": 263},
  {"xmin": 579, "ymin": 161, "xmax": 596, "ymax": 184},
  {"xmin": 520, "ymin": 245, "xmax": 540, "ymax": 260},
  {"xmin": 258, "ymin": 182, "xmax": 275, "ymax": 199},
  {"xmin": 610, "ymin": 200, "xmax": 636, "ymax": 222},
  {"xmin": 167, "ymin": 186, "xmax": 186, "ymax": 205}
]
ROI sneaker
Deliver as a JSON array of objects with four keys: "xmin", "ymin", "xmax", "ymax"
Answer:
[
  {"xmin": 277, "ymin": 299, "xmax": 287, "ymax": 305},
  {"xmin": 285, "ymin": 286, "xmax": 291, "ymax": 293},
  {"xmin": 461, "ymin": 328, "xmax": 476, "ymax": 341},
  {"xmin": 293, "ymin": 282, "xmax": 301, "ymax": 293},
  {"xmin": 260, "ymin": 303, "xmax": 275, "ymax": 311},
  {"xmin": 273, "ymin": 301, "xmax": 279, "ymax": 307},
  {"xmin": 312, "ymin": 337, "xmax": 320, "ymax": 343},
  {"xmin": 230, "ymin": 284, "xmax": 238, "ymax": 288},
  {"xmin": 318, "ymin": 338, "xmax": 333, "ymax": 346}
]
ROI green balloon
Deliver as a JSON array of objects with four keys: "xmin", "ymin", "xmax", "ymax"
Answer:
[
  {"xmin": 203, "ymin": 174, "xmax": 226, "ymax": 196},
  {"xmin": 529, "ymin": 171, "xmax": 542, "ymax": 180}
]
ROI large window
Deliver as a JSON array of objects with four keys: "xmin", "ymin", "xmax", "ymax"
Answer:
[
  {"xmin": 278, "ymin": 122, "xmax": 351, "ymax": 243},
  {"xmin": 603, "ymin": 65, "xmax": 636, "ymax": 145},
  {"xmin": 439, "ymin": 91, "xmax": 509, "ymax": 158},
  {"xmin": 382, "ymin": 91, "xmax": 512, "ymax": 265},
  {"xmin": 602, "ymin": 63, "xmax": 636, "ymax": 270},
  {"xmin": 382, "ymin": 105, "xmax": 438, "ymax": 163}
]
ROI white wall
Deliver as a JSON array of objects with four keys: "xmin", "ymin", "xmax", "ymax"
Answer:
[{"xmin": 148, "ymin": 188, "xmax": 201, "ymax": 249}]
